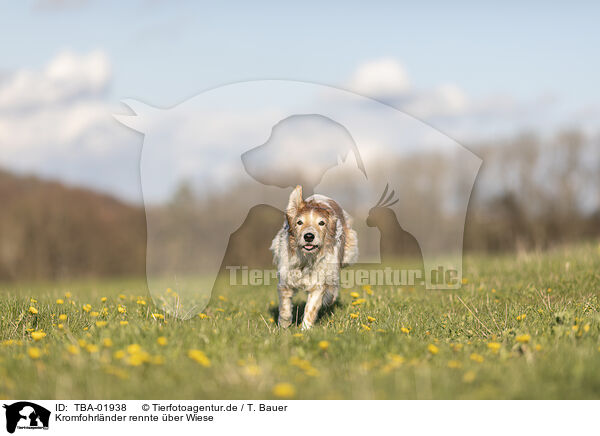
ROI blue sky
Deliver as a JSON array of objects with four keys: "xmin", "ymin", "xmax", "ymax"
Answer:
[
  {"xmin": 3, "ymin": 1, "xmax": 599, "ymax": 107},
  {"xmin": 0, "ymin": 1, "xmax": 598, "ymax": 202}
]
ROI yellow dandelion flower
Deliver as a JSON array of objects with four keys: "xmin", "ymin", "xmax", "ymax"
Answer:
[
  {"xmin": 361, "ymin": 324, "xmax": 371, "ymax": 331},
  {"xmin": 127, "ymin": 344, "xmax": 142, "ymax": 354},
  {"xmin": 82, "ymin": 304, "xmax": 91, "ymax": 313},
  {"xmin": 272, "ymin": 382, "xmax": 296, "ymax": 399},
  {"xmin": 136, "ymin": 299, "xmax": 146, "ymax": 305},
  {"xmin": 56, "ymin": 299, "xmax": 64, "ymax": 305},
  {"xmin": 58, "ymin": 324, "xmax": 64, "ymax": 330},
  {"xmin": 428, "ymin": 344, "xmax": 439, "ymax": 355},
  {"xmin": 58, "ymin": 314, "xmax": 67, "ymax": 321},
  {"xmin": 318, "ymin": 341, "xmax": 330, "ymax": 351},
  {"xmin": 244, "ymin": 365, "xmax": 261, "ymax": 376},
  {"xmin": 28, "ymin": 347, "xmax": 41, "ymax": 359},
  {"xmin": 28, "ymin": 306, "xmax": 38, "ymax": 315},
  {"xmin": 90, "ymin": 311, "xmax": 99, "ymax": 317},
  {"xmin": 120, "ymin": 320, "xmax": 129, "ymax": 326},
  {"xmin": 78, "ymin": 339, "xmax": 87, "ymax": 347},
  {"xmin": 352, "ymin": 298, "xmax": 366, "ymax": 306},
  {"xmin": 388, "ymin": 354, "xmax": 405, "ymax": 365},
  {"xmin": 547, "ymin": 288, "xmax": 552, "ymax": 293},
  {"xmin": 400, "ymin": 327, "xmax": 410, "ymax": 334},
  {"xmin": 101, "ymin": 297, "xmax": 107, "ymax": 302},
  {"xmin": 535, "ymin": 344, "xmax": 543, "ymax": 351},
  {"xmin": 461, "ymin": 277, "xmax": 469, "ymax": 285},
  {"xmin": 350, "ymin": 291, "xmax": 360, "ymax": 299},
  {"xmin": 198, "ymin": 313, "xmax": 208, "ymax": 319},
  {"xmin": 30, "ymin": 298, "xmax": 37, "ymax": 303},
  {"xmin": 350, "ymin": 313, "xmax": 359, "ymax": 319},
  {"xmin": 470, "ymin": 353, "xmax": 484, "ymax": 363},
  {"xmin": 584, "ymin": 324, "xmax": 591, "ymax": 333},
  {"xmin": 188, "ymin": 349, "xmax": 211, "ymax": 367},
  {"xmin": 102, "ymin": 338, "xmax": 113, "ymax": 347},
  {"xmin": 152, "ymin": 313, "xmax": 165, "ymax": 320},
  {"xmin": 113, "ymin": 350, "xmax": 125, "ymax": 360},
  {"xmin": 151, "ymin": 355, "xmax": 164, "ymax": 365},
  {"xmin": 215, "ymin": 308, "xmax": 225, "ymax": 312},
  {"xmin": 126, "ymin": 351, "xmax": 150, "ymax": 366},
  {"xmin": 86, "ymin": 344, "xmax": 99, "ymax": 353},
  {"xmin": 31, "ymin": 331, "xmax": 46, "ymax": 341},
  {"xmin": 363, "ymin": 285, "xmax": 374, "ymax": 295},
  {"xmin": 487, "ymin": 342, "xmax": 501, "ymax": 352},
  {"xmin": 292, "ymin": 333, "xmax": 303, "ymax": 338},
  {"xmin": 65, "ymin": 292, "xmax": 72, "ymax": 298},
  {"xmin": 66, "ymin": 344, "xmax": 79, "ymax": 355},
  {"xmin": 117, "ymin": 305, "xmax": 126, "ymax": 314},
  {"xmin": 157, "ymin": 336, "xmax": 168, "ymax": 346},
  {"xmin": 95, "ymin": 321, "xmax": 107, "ymax": 328},
  {"xmin": 118, "ymin": 294, "xmax": 126, "ymax": 299},
  {"xmin": 516, "ymin": 334, "xmax": 531, "ymax": 344},
  {"xmin": 463, "ymin": 371, "xmax": 476, "ymax": 383},
  {"xmin": 218, "ymin": 295, "xmax": 227, "ymax": 301},
  {"xmin": 447, "ymin": 360, "xmax": 462, "ymax": 369},
  {"xmin": 516, "ymin": 314, "xmax": 526, "ymax": 321},
  {"xmin": 304, "ymin": 367, "xmax": 320, "ymax": 377},
  {"xmin": 367, "ymin": 316, "xmax": 376, "ymax": 323}
]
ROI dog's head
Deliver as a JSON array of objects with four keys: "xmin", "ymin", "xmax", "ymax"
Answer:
[{"xmin": 285, "ymin": 186, "xmax": 336, "ymax": 256}]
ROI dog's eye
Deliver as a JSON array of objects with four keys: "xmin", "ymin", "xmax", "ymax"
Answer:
[
  {"xmin": 297, "ymin": 220, "xmax": 303, "ymax": 226},
  {"xmin": 318, "ymin": 220, "xmax": 325, "ymax": 226}
]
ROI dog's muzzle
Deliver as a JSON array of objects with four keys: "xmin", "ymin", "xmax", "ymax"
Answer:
[{"xmin": 302, "ymin": 232, "xmax": 319, "ymax": 252}]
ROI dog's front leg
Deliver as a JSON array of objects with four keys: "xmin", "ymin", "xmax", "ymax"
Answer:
[
  {"xmin": 301, "ymin": 287, "xmax": 325, "ymax": 330},
  {"xmin": 278, "ymin": 286, "xmax": 294, "ymax": 328}
]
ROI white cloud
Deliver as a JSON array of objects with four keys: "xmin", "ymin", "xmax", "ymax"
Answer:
[
  {"xmin": 347, "ymin": 58, "xmax": 470, "ymax": 118},
  {"xmin": 348, "ymin": 58, "xmax": 411, "ymax": 98},
  {"xmin": 0, "ymin": 51, "xmax": 141, "ymax": 201},
  {"xmin": 0, "ymin": 51, "xmax": 582, "ymax": 205},
  {"xmin": 0, "ymin": 50, "xmax": 110, "ymax": 112},
  {"xmin": 403, "ymin": 83, "xmax": 469, "ymax": 118},
  {"xmin": 345, "ymin": 57, "xmax": 571, "ymax": 139}
]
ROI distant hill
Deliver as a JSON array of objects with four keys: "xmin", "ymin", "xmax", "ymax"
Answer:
[{"xmin": 0, "ymin": 169, "xmax": 146, "ymax": 281}]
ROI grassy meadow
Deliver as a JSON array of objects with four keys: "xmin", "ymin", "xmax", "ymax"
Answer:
[{"xmin": 1, "ymin": 242, "xmax": 600, "ymax": 399}]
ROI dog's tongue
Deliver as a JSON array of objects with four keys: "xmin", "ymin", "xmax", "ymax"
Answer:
[{"xmin": 305, "ymin": 245, "xmax": 314, "ymax": 249}]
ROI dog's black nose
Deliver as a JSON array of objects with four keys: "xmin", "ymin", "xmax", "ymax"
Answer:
[{"xmin": 304, "ymin": 233, "xmax": 315, "ymax": 242}]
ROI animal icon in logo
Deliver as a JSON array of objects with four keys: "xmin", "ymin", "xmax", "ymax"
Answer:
[
  {"xmin": 366, "ymin": 184, "xmax": 423, "ymax": 265},
  {"xmin": 3, "ymin": 402, "xmax": 50, "ymax": 434}
]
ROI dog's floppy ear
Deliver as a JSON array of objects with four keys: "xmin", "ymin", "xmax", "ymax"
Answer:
[{"xmin": 286, "ymin": 185, "xmax": 304, "ymax": 226}]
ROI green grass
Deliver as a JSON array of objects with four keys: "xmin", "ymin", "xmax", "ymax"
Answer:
[{"xmin": 1, "ymin": 242, "xmax": 600, "ymax": 399}]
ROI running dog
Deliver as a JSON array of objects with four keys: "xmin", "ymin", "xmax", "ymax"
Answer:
[{"xmin": 271, "ymin": 185, "xmax": 358, "ymax": 329}]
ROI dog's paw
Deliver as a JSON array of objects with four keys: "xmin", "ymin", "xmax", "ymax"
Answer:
[
  {"xmin": 278, "ymin": 317, "xmax": 292, "ymax": 328},
  {"xmin": 300, "ymin": 321, "xmax": 313, "ymax": 331}
]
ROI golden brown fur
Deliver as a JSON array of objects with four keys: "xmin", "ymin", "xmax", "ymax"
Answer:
[{"xmin": 271, "ymin": 185, "xmax": 358, "ymax": 329}]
